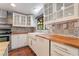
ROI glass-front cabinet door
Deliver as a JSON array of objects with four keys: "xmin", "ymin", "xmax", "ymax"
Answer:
[
  {"xmin": 27, "ymin": 16, "xmax": 31, "ymax": 26},
  {"xmin": 13, "ymin": 13, "xmax": 20, "ymax": 26},
  {"xmin": 21, "ymin": 15, "xmax": 26, "ymax": 27},
  {"xmin": 56, "ymin": 3, "xmax": 63, "ymax": 19},
  {"xmin": 64, "ymin": 3, "xmax": 74, "ymax": 17}
]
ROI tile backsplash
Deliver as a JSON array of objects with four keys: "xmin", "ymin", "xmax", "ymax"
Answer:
[
  {"xmin": 50, "ymin": 20, "xmax": 79, "ymax": 37},
  {"xmin": 11, "ymin": 27, "xmax": 36, "ymax": 33}
]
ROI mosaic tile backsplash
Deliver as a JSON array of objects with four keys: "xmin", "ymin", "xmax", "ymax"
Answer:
[
  {"xmin": 11, "ymin": 27, "xmax": 36, "ymax": 33},
  {"xmin": 50, "ymin": 20, "xmax": 79, "ymax": 37}
]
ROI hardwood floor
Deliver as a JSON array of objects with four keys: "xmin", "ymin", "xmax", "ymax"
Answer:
[{"xmin": 9, "ymin": 46, "xmax": 36, "ymax": 56}]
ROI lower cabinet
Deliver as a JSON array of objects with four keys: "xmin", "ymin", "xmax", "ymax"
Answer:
[
  {"xmin": 36, "ymin": 37, "xmax": 49, "ymax": 56},
  {"xmin": 28, "ymin": 34, "xmax": 49, "ymax": 56},
  {"xmin": 28, "ymin": 34, "xmax": 38, "ymax": 53},
  {"xmin": 12, "ymin": 33, "xmax": 79, "ymax": 56},
  {"xmin": 51, "ymin": 41, "xmax": 79, "ymax": 56},
  {"xmin": 11, "ymin": 34, "xmax": 28, "ymax": 49}
]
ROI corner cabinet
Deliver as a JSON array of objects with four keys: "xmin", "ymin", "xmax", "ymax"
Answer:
[
  {"xmin": 12, "ymin": 12, "xmax": 34, "ymax": 27},
  {"xmin": 28, "ymin": 34, "xmax": 49, "ymax": 56}
]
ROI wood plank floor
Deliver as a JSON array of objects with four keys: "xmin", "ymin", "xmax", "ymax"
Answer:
[{"xmin": 9, "ymin": 46, "xmax": 36, "ymax": 56}]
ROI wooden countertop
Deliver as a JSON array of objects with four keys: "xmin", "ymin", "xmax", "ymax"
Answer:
[
  {"xmin": 11, "ymin": 32, "xmax": 28, "ymax": 34},
  {"xmin": 36, "ymin": 34, "xmax": 79, "ymax": 48},
  {"xmin": 0, "ymin": 42, "xmax": 9, "ymax": 56}
]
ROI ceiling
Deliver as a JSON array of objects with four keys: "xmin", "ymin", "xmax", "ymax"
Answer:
[{"xmin": 0, "ymin": 3, "xmax": 44, "ymax": 15}]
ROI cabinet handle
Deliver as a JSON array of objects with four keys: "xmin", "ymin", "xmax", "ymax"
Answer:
[
  {"xmin": 53, "ymin": 50, "xmax": 64, "ymax": 56},
  {"xmin": 54, "ymin": 44, "xmax": 68, "ymax": 51},
  {"xmin": 54, "ymin": 45, "xmax": 71, "ymax": 54}
]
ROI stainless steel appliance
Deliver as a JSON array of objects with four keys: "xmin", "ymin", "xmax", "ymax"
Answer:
[{"xmin": 0, "ymin": 24, "xmax": 11, "ymax": 42}]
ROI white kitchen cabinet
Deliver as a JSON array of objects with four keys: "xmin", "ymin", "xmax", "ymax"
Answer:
[
  {"xmin": 28, "ymin": 35, "xmax": 32, "ymax": 48},
  {"xmin": 13, "ymin": 13, "xmax": 21, "ymax": 26},
  {"xmin": 27, "ymin": 15, "xmax": 35, "ymax": 27},
  {"xmin": 28, "ymin": 34, "xmax": 49, "ymax": 56},
  {"xmin": 27, "ymin": 15, "xmax": 31, "ymax": 27},
  {"xmin": 11, "ymin": 34, "xmax": 28, "ymax": 49},
  {"xmin": 31, "ymin": 36, "xmax": 38, "ymax": 55},
  {"xmin": 36, "ymin": 37, "xmax": 49, "ymax": 56},
  {"xmin": 28, "ymin": 34, "xmax": 37, "ymax": 51},
  {"xmin": 51, "ymin": 41, "xmax": 79, "ymax": 56},
  {"xmin": 20, "ymin": 15, "xmax": 27, "ymax": 27},
  {"xmin": 13, "ymin": 12, "xmax": 34, "ymax": 27},
  {"xmin": 44, "ymin": 3, "xmax": 79, "ymax": 25},
  {"xmin": 64, "ymin": 3, "xmax": 74, "ymax": 17}
]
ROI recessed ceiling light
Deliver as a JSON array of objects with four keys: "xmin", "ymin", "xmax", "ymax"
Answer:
[{"xmin": 10, "ymin": 3, "xmax": 16, "ymax": 7}]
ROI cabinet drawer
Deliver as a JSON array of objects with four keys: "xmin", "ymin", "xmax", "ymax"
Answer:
[
  {"xmin": 51, "ymin": 49, "xmax": 72, "ymax": 56},
  {"xmin": 51, "ymin": 41, "xmax": 79, "ymax": 56}
]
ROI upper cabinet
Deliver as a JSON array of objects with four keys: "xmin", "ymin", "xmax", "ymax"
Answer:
[
  {"xmin": 0, "ymin": 9, "xmax": 7, "ymax": 18},
  {"xmin": 44, "ymin": 3, "xmax": 79, "ymax": 25},
  {"xmin": 20, "ymin": 15, "xmax": 27, "ymax": 27},
  {"xmin": 13, "ymin": 13, "xmax": 20, "ymax": 26},
  {"xmin": 12, "ymin": 12, "xmax": 34, "ymax": 27},
  {"xmin": 64, "ymin": 3, "xmax": 74, "ymax": 17}
]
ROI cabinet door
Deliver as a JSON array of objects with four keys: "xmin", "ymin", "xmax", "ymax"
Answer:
[
  {"xmin": 37, "ymin": 37, "xmax": 49, "ymax": 56},
  {"xmin": 64, "ymin": 3, "xmax": 74, "ymax": 17},
  {"xmin": 13, "ymin": 13, "xmax": 20, "ymax": 26},
  {"xmin": 56, "ymin": 3, "xmax": 63, "ymax": 19},
  {"xmin": 11, "ymin": 34, "xmax": 27, "ymax": 49},
  {"xmin": 28, "ymin": 35, "xmax": 32, "ymax": 48},
  {"xmin": 11, "ymin": 35, "xmax": 19, "ymax": 49},
  {"xmin": 21, "ymin": 15, "xmax": 27, "ymax": 27},
  {"xmin": 20, "ymin": 34, "xmax": 27, "ymax": 46},
  {"xmin": 27, "ymin": 16, "xmax": 31, "ymax": 26},
  {"xmin": 31, "ymin": 36, "xmax": 38, "ymax": 54}
]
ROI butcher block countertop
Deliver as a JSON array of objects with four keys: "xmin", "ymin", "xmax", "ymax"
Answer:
[
  {"xmin": 11, "ymin": 32, "xmax": 28, "ymax": 34},
  {"xmin": 36, "ymin": 34, "xmax": 79, "ymax": 48},
  {"xmin": 0, "ymin": 42, "xmax": 9, "ymax": 56}
]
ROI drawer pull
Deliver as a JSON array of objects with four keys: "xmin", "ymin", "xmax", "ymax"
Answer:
[
  {"xmin": 53, "ymin": 50, "xmax": 64, "ymax": 56},
  {"xmin": 54, "ymin": 45, "xmax": 71, "ymax": 55},
  {"xmin": 54, "ymin": 44, "xmax": 68, "ymax": 51}
]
